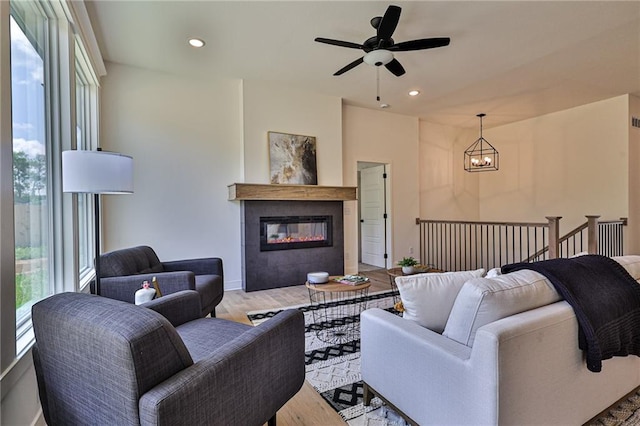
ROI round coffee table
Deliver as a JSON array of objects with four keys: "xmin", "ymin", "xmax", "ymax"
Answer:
[{"xmin": 305, "ymin": 277, "xmax": 371, "ymax": 344}]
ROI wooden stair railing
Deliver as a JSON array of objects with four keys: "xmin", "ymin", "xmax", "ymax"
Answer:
[{"xmin": 417, "ymin": 215, "xmax": 626, "ymax": 272}]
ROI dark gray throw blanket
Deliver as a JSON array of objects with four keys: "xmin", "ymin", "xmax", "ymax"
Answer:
[{"xmin": 502, "ymin": 255, "xmax": 640, "ymax": 372}]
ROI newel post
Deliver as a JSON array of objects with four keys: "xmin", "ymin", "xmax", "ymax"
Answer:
[
  {"xmin": 586, "ymin": 215, "xmax": 600, "ymax": 254},
  {"xmin": 546, "ymin": 216, "xmax": 562, "ymax": 259}
]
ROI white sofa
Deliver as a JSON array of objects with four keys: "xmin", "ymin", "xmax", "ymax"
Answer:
[{"xmin": 361, "ymin": 256, "xmax": 640, "ymax": 425}]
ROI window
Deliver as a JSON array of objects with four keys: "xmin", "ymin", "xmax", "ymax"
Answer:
[
  {"xmin": 10, "ymin": 9, "xmax": 52, "ymax": 330},
  {"xmin": 1, "ymin": 0, "xmax": 104, "ymax": 366},
  {"xmin": 75, "ymin": 39, "xmax": 99, "ymax": 282}
]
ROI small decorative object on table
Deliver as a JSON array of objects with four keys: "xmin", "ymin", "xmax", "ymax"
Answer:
[
  {"xmin": 397, "ymin": 256, "xmax": 419, "ymax": 274},
  {"xmin": 307, "ymin": 271, "xmax": 330, "ymax": 284},
  {"xmin": 134, "ymin": 281, "xmax": 156, "ymax": 305},
  {"xmin": 151, "ymin": 276, "xmax": 162, "ymax": 297},
  {"xmin": 333, "ymin": 274, "xmax": 370, "ymax": 285}
]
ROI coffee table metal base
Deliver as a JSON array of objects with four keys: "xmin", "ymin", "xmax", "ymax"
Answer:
[{"xmin": 306, "ymin": 281, "xmax": 370, "ymax": 344}]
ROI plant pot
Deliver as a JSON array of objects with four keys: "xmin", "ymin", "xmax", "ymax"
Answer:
[{"xmin": 402, "ymin": 266, "xmax": 415, "ymax": 274}]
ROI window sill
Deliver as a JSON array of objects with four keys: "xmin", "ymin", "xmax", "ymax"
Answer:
[
  {"xmin": 79, "ymin": 269, "xmax": 95, "ymax": 293},
  {"xmin": 16, "ymin": 322, "xmax": 34, "ymax": 359}
]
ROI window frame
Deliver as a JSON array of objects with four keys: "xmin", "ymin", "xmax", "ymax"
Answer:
[
  {"xmin": 10, "ymin": 0, "xmax": 54, "ymax": 359},
  {"xmin": 1, "ymin": 0, "xmax": 104, "ymax": 371},
  {"xmin": 75, "ymin": 36, "xmax": 99, "ymax": 287}
]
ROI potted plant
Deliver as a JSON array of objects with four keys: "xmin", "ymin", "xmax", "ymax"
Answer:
[{"xmin": 397, "ymin": 256, "xmax": 419, "ymax": 274}]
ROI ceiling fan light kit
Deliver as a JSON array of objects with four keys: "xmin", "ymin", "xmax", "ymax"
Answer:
[
  {"xmin": 464, "ymin": 113, "xmax": 499, "ymax": 172},
  {"xmin": 363, "ymin": 49, "xmax": 393, "ymax": 66},
  {"xmin": 315, "ymin": 4, "xmax": 451, "ymax": 77}
]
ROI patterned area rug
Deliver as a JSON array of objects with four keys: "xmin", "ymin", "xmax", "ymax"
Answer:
[
  {"xmin": 588, "ymin": 389, "xmax": 640, "ymax": 426},
  {"xmin": 248, "ymin": 291, "xmax": 640, "ymax": 426},
  {"xmin": 248, "ymin": 289, "xmax": 406, "ymax": 425}
]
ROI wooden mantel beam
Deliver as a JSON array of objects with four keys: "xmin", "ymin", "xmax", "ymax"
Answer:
[{"xmin": 228, "ymin": 183, "xmax": 357, "ymax": 201}]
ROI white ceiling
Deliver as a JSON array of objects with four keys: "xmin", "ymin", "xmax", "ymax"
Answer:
[{"xmin": 85, "ymin": 1, "xmax": 640, "ymax": 129}]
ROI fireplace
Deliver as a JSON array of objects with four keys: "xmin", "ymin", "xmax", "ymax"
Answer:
[
  {"xmin": 260, "ymin": 215, "xmax": 332, "ymax": 251},
  {"xmin": 241, "ymin": 200, "xmax": 344, "ymax": 291}
]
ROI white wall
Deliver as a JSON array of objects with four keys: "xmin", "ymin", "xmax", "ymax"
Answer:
[
  {"xmin": 100, "ymin": 63, "xmax": 245, "ymax": 289},
  {"xmin": 418, "ymin": 120, "xmax": 479, "ymax": 220},
  {"xmin": 100, "ymin": 69, "xmax": 344, "ymax": 291},
  {"xmin": 478, "ymin": 95, "xmax": 629, "ymax": 233},
  {"xmin": 241, "ymin": 81, "xmax": 343, "ymax": 185},
  {"xmin": 343, "ymin": 105, "xmax": 420, "ymax": 273}
]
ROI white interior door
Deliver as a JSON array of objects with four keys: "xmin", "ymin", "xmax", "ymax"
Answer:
[{"xmin": 360, "ymin": 165, "xmax": 386, "ymax": 268}]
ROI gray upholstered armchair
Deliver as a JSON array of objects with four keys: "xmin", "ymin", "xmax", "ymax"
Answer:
[
  {"xmin": 32, "ymin": 291, "xmax": 305, "ymax": 426},
  {"xmin": 98, "ymin": 245, "xmax": 223, "ymax": 317}
]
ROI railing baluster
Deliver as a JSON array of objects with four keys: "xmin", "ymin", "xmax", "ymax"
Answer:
[{"xmin": 416, "ymin": 216, "xmax": 625, "ymax": 272}]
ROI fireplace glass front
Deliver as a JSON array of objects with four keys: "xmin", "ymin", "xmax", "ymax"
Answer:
[{"xmin": 260, "ymin": 215, "xmax": 332, "ymax": 251}]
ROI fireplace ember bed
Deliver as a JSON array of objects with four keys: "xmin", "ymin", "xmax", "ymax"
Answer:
[{"xmin": 260, "ymin": 215, "xmax": 333, "ymax": 251}]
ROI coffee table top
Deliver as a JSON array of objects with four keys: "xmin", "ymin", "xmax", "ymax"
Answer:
[{"xmin": 305, "ymin": 276, "xmax": 371, "ymax": 292}]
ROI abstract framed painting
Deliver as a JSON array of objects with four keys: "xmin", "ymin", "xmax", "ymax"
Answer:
[{"xmin": 268, "ymin": 131, "xmax": 318, "ymax": 185}]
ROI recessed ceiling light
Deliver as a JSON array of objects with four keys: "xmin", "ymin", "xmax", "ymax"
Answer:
[
  {"xmin": 408, "ymin": 90, "xmax": 420, "ymax": 97},
  {"xmin": 188, "ymin": 38, "xmax": 205, "ymax": 48}
]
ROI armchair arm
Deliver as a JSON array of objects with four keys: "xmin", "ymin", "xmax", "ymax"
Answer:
[
  {"xmin": 139, "ymin": 309, "xmax": 304, "ymax": 426},
  {"xmin": 162, "ymin": 257, "xmax": 223, "ymax": 278},
  {"xmin": 143, "ymin": 290, "xmax": 201, "ymax": 327},
  {"xmin": 100, "ymin": 271, "xmax": 196, "ymax": 304},
  {"xmin": 360, "ymin": 308, "xmax": 495, "ymax": 425}
]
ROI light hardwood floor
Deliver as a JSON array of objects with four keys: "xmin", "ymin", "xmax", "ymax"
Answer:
[{"xmin": 216, "ymin": 268, "xmax": 392, "ymax": 426}]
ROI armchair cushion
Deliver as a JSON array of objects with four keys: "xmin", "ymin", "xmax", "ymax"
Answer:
[
  {"xmin": 101, "ymin": 245, "xmax": 163, "ymax": 277},
  {"xmin": 100, "ymin": 271, "xmax": 196, "ymax": 303}
]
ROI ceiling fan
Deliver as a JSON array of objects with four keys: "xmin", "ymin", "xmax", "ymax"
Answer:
[{"xmin": 315, "ymin": 5, "xmax": 450, "ymax": 77}]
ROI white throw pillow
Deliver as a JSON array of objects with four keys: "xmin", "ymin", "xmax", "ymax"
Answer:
[
  {"xmin": 612, "ymin": 255, "xmax": 640, "ymax": 281},
  {"xmin": 395, "ymin": 269, "xmax": 485, "ymax": 333},
  {"xmin": 443, "ymin": 269, "xmax": 562, "ymax": 346}
]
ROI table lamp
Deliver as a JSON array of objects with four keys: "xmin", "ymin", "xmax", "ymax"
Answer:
[{"xmin": 62, "ymin": 149, "xmax": 133, "ymax": 295}]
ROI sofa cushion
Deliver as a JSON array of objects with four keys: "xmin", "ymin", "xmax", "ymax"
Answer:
[
  {"xmin": 395, "ymin": 269, "xmax": 485, "ymax": 333},
  {"xmin": 612, "ymin": 255, "xmax": 640, "ymax": 281},
  {"xmin": 443, "ymin": 269, "xmax": 562, "ymax": 346}
]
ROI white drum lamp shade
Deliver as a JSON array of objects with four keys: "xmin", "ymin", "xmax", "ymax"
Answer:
[
  {"xmin": 62, "ymin": 149, "xmax": 133, "ymax": 295},
  {"xmin": 62, "ymin": 150, "xmax": 133, "ymax": 194}
]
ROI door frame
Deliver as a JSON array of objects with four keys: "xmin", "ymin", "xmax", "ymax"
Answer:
[{"xmin": 357, "ymin": 161, "xmax": 392, "ymax": 269}]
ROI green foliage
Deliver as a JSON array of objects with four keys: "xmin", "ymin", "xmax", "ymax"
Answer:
[
  {"xmin": 397, "ymin": 256, "xmax": 419, "ymax": 267},
  {"xmin": 15, "ymin": 273, "xmax": 30, "ymax": 310},
  {"xmin": 15, "ymin": 245, "xmax": 45, "ymax": 260},
  {"xmin": 16, "ymin": 268, "xmax": 48, "ymax": 310},
  {"xmin": 13, "ymin": 151, "xmax": 46, "ymax": 203}
]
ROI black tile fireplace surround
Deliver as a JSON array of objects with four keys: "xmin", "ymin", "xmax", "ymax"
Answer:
[{"xmin": 242, "ymin": 200, "xmax": 344, "ymax": 291}]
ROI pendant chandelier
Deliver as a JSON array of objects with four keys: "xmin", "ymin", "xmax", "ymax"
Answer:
[{"xmin": 464, "ymin": 113, "xmax": 499, "ymax": 172}]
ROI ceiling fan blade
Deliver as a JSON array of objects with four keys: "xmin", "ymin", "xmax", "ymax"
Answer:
[
  {"xmin": 377, "ymin": 5, "xmax": 401, "ymax": 42},
  {"xmin": 315, "ymin": 37, "xmax": 363, "ymax": 50},
  {"xmin": 389, "ymin": 37, "xmax": 451, "ymax": 52},
  {"xmin": 385, "ymin": 58, "xmax": 405, "ymax": 77},
  {"xmin": 334, "ymin": 57, "xmax": 364, "ymax": 76}
]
